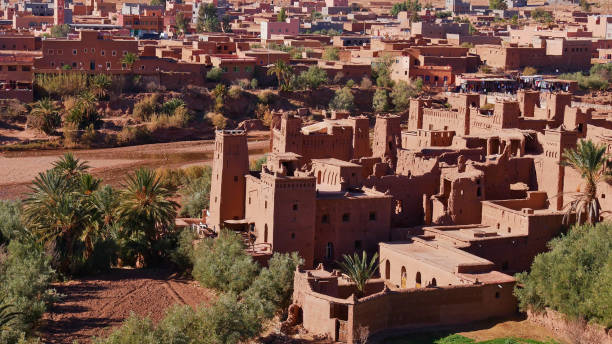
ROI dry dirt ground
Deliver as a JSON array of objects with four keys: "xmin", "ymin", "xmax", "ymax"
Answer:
[
  {"xmin": 39, "ymin": 268, "xmax": 216, "ymax": 344},
  {"xmin": 0, "ymin": 133, "xmax": 269, "ymax": 200}
]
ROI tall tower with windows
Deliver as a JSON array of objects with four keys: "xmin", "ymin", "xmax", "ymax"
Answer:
[
  {"xmin": 54, "ymin": 0, "xmax": 65, "ymax": 25},
  {"xmin": 208, "ymin": 130, "xmax": 249, "ymax": 231}
]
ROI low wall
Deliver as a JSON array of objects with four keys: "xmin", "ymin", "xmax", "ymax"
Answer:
[{"xmin": 528, "ymin": 309, "xmax": 612, "ymax": 344}]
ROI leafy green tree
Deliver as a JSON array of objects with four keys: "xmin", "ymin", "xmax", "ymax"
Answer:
[
  {"xmin": 373, "ymin": 88, "xmax": 389, "ymax": 113},
  {"xmin": 338, "ymin": 251, "xmax": 379, "ymax": 297},
  {"xmin": 390, "ymin": 2, "xmax": 407, "ymax": 16},
  {"xmin": 192, "ymin": 230, "xmax": 259, "ymax": 293},
  {"xmin": 580, "ymin": 0, "xmax": 591, "ymax": 11},
  {"xmin": 267, "ymin": 60, "xmax": 294, "ymax": 91},
  {"xmin": 390, "ymin": 79, "xmax": 422, "ymax": 111},
  {"xmin": 50, "ymin": 24, "xmax": 70, "ymax": 38},
  {"xmin": 298, "ymin": 65, "xmax": 328, "ymax": 90},
  {"xmin": 514, "ymin": 222, "xmax": 612, "ymax": 328},
  {"xmin": 198, "ymin": 3, "xmax": 220, "ymax": 32},
  {"xmin": 277, "ymin": 7, "xmax": 287, "ymax": 22},
  {"xmin": 117, "ymin": 168, "xmax": 179, "ymax": 262},
  {"xmin": 323, "ymin": 47, "xmax": 340, "ymax": 61},
  {"xmin": 179, "ymin": 167, "xmax": 212, "ymax": 218},
  {"xmin": 242, "ymin": 252, "xmax": 303, "ymax": 318},
  {"xmin": 373, "ymin": 54, "xmax": 394, "ymax": 88},
  {"xmin": 27, "ymin": 98, "xmax": 61, "ymax": 135},
  {"xmin": 175, "ymin": 12, "xmax": 188, "ymax": 34},
  {"xmin": 489, "ymin": 0, "xmax": 508, "ymax": 10},
  {"xmin": 560, "ymin": 139, "xmax": 611, "ymax": 224},
  {"xmin": 222, "ymin": 15, "xmax": 232, "ymax": 33},
  {"xmin": 329, "ymin": 86, "xmax": 354, "ymax": 111}
]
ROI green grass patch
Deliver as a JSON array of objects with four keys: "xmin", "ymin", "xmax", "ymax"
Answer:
[{"xmin": 385, "ymin": 333, "xmax": 559, "ymax": 344}]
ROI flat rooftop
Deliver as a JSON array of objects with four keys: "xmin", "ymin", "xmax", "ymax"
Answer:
[
  {"xmin": 380, "ymin": 240, "xmax": 493, "ymax": 274},
  {"xmin": 312, "ymin": 158, "xmax": 361, "ymax": 168}
]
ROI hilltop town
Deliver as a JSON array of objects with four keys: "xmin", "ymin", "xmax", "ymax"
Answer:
[{"xmin": 0, "ymin": 0, "xmax": 612, "ymax": 343}]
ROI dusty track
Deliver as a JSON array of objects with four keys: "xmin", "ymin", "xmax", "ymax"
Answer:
[
  {"xmin": 0, "ymin": 134, "xmax": 269, "ymax": 200},
  {"xmin": 39, "ymin": 268, "xmax": 215, "ymax": 344}
]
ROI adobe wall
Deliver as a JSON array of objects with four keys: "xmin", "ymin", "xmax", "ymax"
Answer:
[
  {"xmin": 527, "ymin": 309, "xmax": 612, "ymax": 344},
  {"xmin": 314, "ymin": 195, "xmax": 392, "ymax": 266},
  {"xmin": 349, "ymin": 282, "xmax": 517, "ymax": 343},
  {"xmin": 472, "ymin": 152, "xmax": 536, "ymax": 201}
]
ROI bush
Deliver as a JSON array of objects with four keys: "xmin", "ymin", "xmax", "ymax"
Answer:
[
  {"xmin": 373, "ymin": 88, "xmax": 389, "ymax": 113},
  {"xmin": 228, "ymin": 85, "xmax": 243, "ymax": 99},
  {"xmin": 249, "ymin": 156, "xmax": 267, "ymax": 172},
  {"xmin": 250, "ymin": 78, "xmax": 259, "ymax": 90},
  {"xmin": 179, "ymin": 166, "xmax": 212, "ymax": 218},
  {"xmin": 390, "ymin": 79, "xmax": 422, "ymax": 111},
  {"xmin": 514, "ymin": 222, "xmax": 612, "ymax": 328},
  {"xmin": 0, "ymin": 201, "xmax": 24, "ymax": 245},
  {"xmin": 298, "ymin": 65, "xmax": 328, "ymax": 90},
  {"xmin": 133, "ymin": 94, "xmax": 160, "ymax": 121},
  {"xmin": 117, "ymin": 126, "xmax": 151, "ymax": 146},
  {"xmin": 329, "ymin": 87, "xmax": 354, "ymax": 111},
  {"xmin": 0, "ymin": 240, "xmax": 58, "ymax": 334},
  {"xmin": 257, "ymin": 91, "xmax": 275, "ymax": 105},
  {"xmin": 207, "ymin": 67, "xmax": 223, "ymax": 82},
  {"xmin": 522, "ymin": 66, "xmax": 537, "ymax": 76},
  {"xmin": 242, "ymin": 252, "xmax": 303, "ymax": 318},
  {"xmin": 192, "ymin": 230, "xmax": 259, "ymax": 293},
  {"xmin": 323, "ymin": 47, "xmax": 340, "ymax": 61},
  {"xmin": 160, "ymin": 98, "xmax": 185, "ymax": 115},
  {"xmin": 360, "ymin": 77, "xmax": 373, "ymax": 90},
  {"xmin": 50, "ymin": 24, "xmax": 70, "ymax": 38},
  {"xmin": 35, "ymin": 73, "xmax": 89, "ymax": 98},
  {"xmin": 209, "ymin": 112, "xmax": 228, "ymax": 129},
  {"xmin": 345, "ymin": 79, "xmax": 355, "ymax": 88},
  {"xmin": 169, "ymin": 228, "xmax": 197, "ymax": 271}
]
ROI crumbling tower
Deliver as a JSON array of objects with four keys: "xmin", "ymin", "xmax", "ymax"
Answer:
[
  {"xmin": 373, "ymin": 115, "xmax": 402, "ymax": 165},
  {"xmin": 348, "ymin": 116, "xmax": 371, "ymax": 159},
  {"xmin": 208, "ymin": 130, "xmax": 249, "ymax": 231},
  {"xmin": 517, "ymin": 89, "xmax": 539, "ymax": 117}
]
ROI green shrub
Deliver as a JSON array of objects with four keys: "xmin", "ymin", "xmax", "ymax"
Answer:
[
  {"xmin": 35, "ymin": 73, "xmax": 89, "ymax": 98},
  {"xmin": 242, "ymin": 252, "xmax": 303, "ymax": 318},
  {"xmin": 169, "ymin": 228, "xmax": 197, "ymax": 271},
  {"xmin": 92, "ymin": 314, "xmax": 157, "ymax": 344},
  {"xmin": 257, "ymin": 91, "xmax": 275, "ymax": 105},
  {"xmin": 132, "ymin": 94, "xmax": 160, "ymax": 121},
  {"xmin": 179, "ymin": 166, "xmax": 212, "ymax": 218},
  {"xmin": 373, "ymin": 88, "xmax": 389, "ymax": 113},
  {"xmin": 250, "ymin": 78, "xmax": 259, "ymax": 90},
  {"xmin": 207, "ymin": 67, "xmax": 223, "ymax": 82},
  {"xmin": 0, "ymin": 201, "xmax": 25, "ymax": 245},
  {"xmin": 249, "ymin": 156, "xmax": 267, "ymax": 172},
  {"xmin": 228, "ymin": 85, "xmax": 243, "ymax": 99},
  {"xmin": 514, "ymin": 222, "xmax": 612, "ymax": 327},
  {"xmin": 0, "ymin": 240, "xmax": 58, "ymax": 333},
  {"xmin": 117, "ymin": 126, "xmax": 152, "ymax": 146},
  {"xmin": 297, "ymin": 65, "xmax": 328, "ymax": 90},
  {"xmin": 209, "ymin": 112, "xmax": 228, "ymax": 129},
  {"xmin": 329, "ymin": 87, "xmax": 354, "ymax": 111},
  {"xmin": 192, "ymin": 230, "xmax": 259, "ymax": 293},
  {"xmin": 160, "ymin": 98, "xmax": 185, "ymax": 115},
  {"xmin": 390, "ymin": 79, "xmax": 422, "ymax": 111},
  {"xmin": 323, "ymin": 47, "xmax": 340, "ymax": 61}
]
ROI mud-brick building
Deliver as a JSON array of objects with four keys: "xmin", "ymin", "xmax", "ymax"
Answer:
[
  {"xmin": 0, "ymin": 52, "xmax": 36, "ymax": 102},
  {"xmin": 208, "ymin": 129, "xmax": 392, "ymax": 268},
  {"xmin": 35, "ymin": 30, "xmax": 138, "ymax": 72}
]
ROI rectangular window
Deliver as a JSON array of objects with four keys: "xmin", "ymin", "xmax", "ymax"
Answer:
[
  {"xmin": 7, "ymin": 65, "xmax": 16, "ymax": 71},
  {"xmin": 233, "ymin": 66, "xmax": 240, "ymax": 72},
  {"xmin": 106, "ymin": 62, "xmax": 111, "ymax": 69},
  {"xmin": 321, "ymin": 214, "xmax": 329, "ymax": 223},
  {"xmin": 342, "ymin": 213, "xmax": 350, "ymax": 222},
  {"xmin": 369, "ymin": 212, "xmax": 376, "ymax": 221},
  {"xmin": 22, "ymin": 66, "xmax": 31, "ymax": 71},
  {"xmin": 101, "ymin": 50, "xmax": 105, "ymax": 56}
]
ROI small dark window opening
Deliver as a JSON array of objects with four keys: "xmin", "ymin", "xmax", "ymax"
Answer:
[
  {"xmin": 342, "ymin": 213, "xmax": 350, "ymax": 222},
  {"xmin": 322, "ymin": 214, "xmax": 329, "ymax": 223},
  {"xmin": 293, "ymin": 204, "xmax": 298, "ymax": 211},
  {"xmin": 369, "ymin": 212, "xmax": 376, "ymax": 221},
  {"xmin": 502, "ymin": 261, "xmax": 509, "ymax": 271}
]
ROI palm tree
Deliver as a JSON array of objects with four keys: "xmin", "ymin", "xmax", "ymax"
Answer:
[
  {"xmin": 560, "ymin": 139, "xmax": 611, "ymax": 225},
  {"xmin": 121, "ymin": 52, "xmax": 139, "ymax": 72},
  {"xmin": 338, "ymin": 251, "xmax": 379, "ymax": 298},
  {"xmin": 28, "ymin": 98, "xmax": 61, "ymax": 135},
  {"xmin": 267, "ymin": 60, "xmax": 293, "ymax": 91},
  {"xmin": 117, "ymin": 168, "xmax": 179, "ymax": 251},
  {"xmin": 52, "ymin": 153, "xmax": 90, "ymax": 179},
  {"xmin": 91, "ymin": 185, "xmax": 120, "ymax": 228},
  {"xmin": 90, "ymin": 74, "xmax": 113, "ymax": 99},
  {"xmin": 22, "ymin": 169, "xmax": 92, "ymax": 274}
]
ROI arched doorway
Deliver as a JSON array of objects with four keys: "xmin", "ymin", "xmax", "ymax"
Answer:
[
  {"xmin": 385, "ymin": 260, "xmax": 390, "ymax": 280},
  {"xmin": 400, "ymin": 266, "xmax": 407, "ymax": 288},
  {"xmin": 326, "ymin": 242, "xmax": 334, "ymax": 260},
  {"xmin": 415, "ymin": 272, "xmax": 422, "ymax": 288}
]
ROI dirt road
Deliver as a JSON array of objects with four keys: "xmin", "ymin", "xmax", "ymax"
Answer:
[
  {"xmin": 39, "ymin": 268, "xmax": 215, "ymax": 344},
  {"xmin": 0, "ymin": 134, "xmax": 269, "ymax": 199}
]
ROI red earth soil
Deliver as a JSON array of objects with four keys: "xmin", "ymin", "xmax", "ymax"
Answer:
[{"xmin": 38, "ymin": 268, "xmax": 215, "ymax": 344}]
